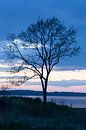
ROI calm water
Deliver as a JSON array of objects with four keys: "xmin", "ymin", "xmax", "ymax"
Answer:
[{"xmin": 27, "ymin": 96, "xmax": 86, "ymax": 108}]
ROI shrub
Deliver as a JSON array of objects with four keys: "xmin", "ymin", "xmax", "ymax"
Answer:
[
  {"xmin": 60, "ymin": 127, "xmax": 75, "ymax": 130},
  {"xmin": 33, "ymin": 98, "xmax": 42, "ymax": 104}
]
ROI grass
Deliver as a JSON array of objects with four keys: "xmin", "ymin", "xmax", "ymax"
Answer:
[{"xmin": 0, "ymin": 96, "xmax": 86, "ymax": 130}]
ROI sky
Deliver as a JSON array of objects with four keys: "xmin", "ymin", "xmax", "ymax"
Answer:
[{"xmin": 0, "ymin": 0, "xmax": 86, "ymax": 92}]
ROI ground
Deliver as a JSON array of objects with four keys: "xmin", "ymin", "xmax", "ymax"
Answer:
[{"xmin": 0, "ymin": 96, "xmax": 86, "ymax": 130}]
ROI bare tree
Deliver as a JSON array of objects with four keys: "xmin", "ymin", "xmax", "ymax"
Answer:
[
  {"xmin": 6, "ymin": 17, "xmax": 80, "ymax": 103},
  {"xmin": 1, "ymin": 84, "xmax": 10, "ymax": 97}
]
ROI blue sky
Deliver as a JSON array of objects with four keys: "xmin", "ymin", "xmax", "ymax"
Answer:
[
  {"xmin": 0, "ymin": 0, "xmax": 85, "ymax": 68},
  {"xmin": 0, "ymin": 0, "xmax": 86, "ymax": 92}
]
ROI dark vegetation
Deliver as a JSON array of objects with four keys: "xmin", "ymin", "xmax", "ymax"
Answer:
[{"xmin": 0, "ymin": 96, "xmax": 86, "ymax": 130}]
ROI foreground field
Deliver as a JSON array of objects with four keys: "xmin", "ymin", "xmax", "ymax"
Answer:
[{"xmin": 0, "ymin": 96, "xmax": 86, "ymax": 130}]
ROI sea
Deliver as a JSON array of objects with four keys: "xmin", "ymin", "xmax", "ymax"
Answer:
[{"xmin": 25, "ymin": 96, "xmax": 86, "ymax": 108}]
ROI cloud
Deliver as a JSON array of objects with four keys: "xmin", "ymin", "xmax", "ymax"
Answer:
[
  {"xmin": 0, "ymin": 0, "xmax": 85, "ymax": 69},
  {"xmin": 0, "ymin": 62, "xmax": 86, "ymax": 82},
  {"xmin": 48, "ymin": 80, "xmax": 86, "ymax": 87},
  {"xmin": 22, "ymin": 79, "xmax": 86, "ymax": 87},
  {"xmin": 0, "ymin": 0, "xmax": 86, "ymax": 90}
]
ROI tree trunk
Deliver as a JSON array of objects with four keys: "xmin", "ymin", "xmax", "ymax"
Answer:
[
  {"xmin": 43, "ymin": 89, "xmax": 47, "ymax": 104},
  {"xmin": 41, "ymin": 76, "xmax": 48, "ymax": 104}
]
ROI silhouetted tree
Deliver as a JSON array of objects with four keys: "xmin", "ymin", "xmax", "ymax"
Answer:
[
  {"xmin": 6, "ymin": 17, "xmax": 80, "ymax": 103},
  {"xmin": 1, "ymin": 84, "xmax": 9, "ymax": 97}
]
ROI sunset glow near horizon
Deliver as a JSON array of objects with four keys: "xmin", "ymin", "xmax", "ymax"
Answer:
[
  {"xmin": 0, "ymin": 63, "xmax": 86, "ymax": 92},
  {"xmin": 0, "ymin": 0, "xmax": 86, "ymax": 92}
]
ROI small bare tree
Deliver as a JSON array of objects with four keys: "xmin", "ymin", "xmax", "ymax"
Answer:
[
  {"xmin": 6, "ymin": 17, "xmax": 80, "ymax": 103},
  {"xmin": 1, "ymin": 84, "xmax": 9, "ymax": 97}
]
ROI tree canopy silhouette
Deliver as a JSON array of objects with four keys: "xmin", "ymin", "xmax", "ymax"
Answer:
[{"xmin": 6, "ymin": 17, "xmax": 80, "ymax": 103}]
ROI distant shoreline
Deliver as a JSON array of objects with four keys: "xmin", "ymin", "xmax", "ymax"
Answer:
[{"xmin": 1, "ymin": 90, "xmax": 86, "ymax": 97}]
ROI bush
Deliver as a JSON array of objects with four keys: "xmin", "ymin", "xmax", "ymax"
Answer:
[
  {"xmin": 7, "ymin": 121, "xmax": 30, "ymax": 130},
  {"xmin": 33, "ymin": 98, "xmax": 42, "ymax": 103},
  {"xmin": 0, "ymin": 97, "xmax": 8, "ymax": 109},
  {"xmin": 60, "ymin": 127, "xmax": 75, "ymax": 130}
]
